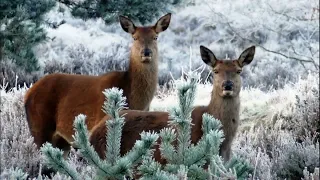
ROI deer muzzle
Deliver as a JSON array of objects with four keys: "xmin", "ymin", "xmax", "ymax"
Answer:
[
  {"xmin": 141, "ymin": 48, "xmax": 153, "ymax": 63},
  {"xmin": 222, "ymin": 80, "xmax": 234, "ymax": 96}
]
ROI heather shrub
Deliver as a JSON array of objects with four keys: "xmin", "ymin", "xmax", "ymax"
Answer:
[
  {"xmin": 0, "ymin": 167, "xmax": 28, "ymax": 179},
  {"xmin": 274, "ymin": 135, "xmax": 319, "ymax": 179},
  {"xmin": 234, "ymin": 128, "xmax": 319, "ymax": 180},
  {"xmin": 0, "ymin": 60, "xmax": 42, "ymax": 91},
  {"xmin": 43, "ymin": 44, "xmax": 128, "ymax": 75},
  {"xmin": 291, "ymin": 74, "xmax": 320, "ymax": 142},
  {"xmin": 0, "ymin": 85, "xmax": 40, "ymax": 177}
]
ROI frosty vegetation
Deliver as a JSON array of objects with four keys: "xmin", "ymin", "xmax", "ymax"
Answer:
[
  {"xmin": 1, "ymin": 71, "xmax": 319, "ymax": 179},
  {"xmin": 0, "ymin": 0, "xmax": 319, "ymax": 179},
  {"xmin": 1, "ymin": 0, "xmax": 319, "ymax": 90}
]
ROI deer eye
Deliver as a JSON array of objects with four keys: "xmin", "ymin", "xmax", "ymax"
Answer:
[
  {"xmin": 237, "ymin": 70, "xmax": 242, "ymax": 74},
  {"xmin": 153, "ymin": 36, "xmax": 158, "ymax": 40},
  {"xmin": 213, "ymin": 70, "xmax": 219, "ymax": 74},
  {"xmin": 133, "ymin": 37, "xmax": 138, "ymax": 40}
]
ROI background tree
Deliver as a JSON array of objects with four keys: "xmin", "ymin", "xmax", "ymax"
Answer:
[
  {"xmin": 57, "ymin": 0, "xmax": 184, "ymax": 24},
  {"xmin": 0, "ymin": 0, "xmax": 56, "ymax": 72}
]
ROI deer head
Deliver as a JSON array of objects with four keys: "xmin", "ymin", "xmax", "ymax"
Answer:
[
  {"xmin": 200, "ymin": 45, "xmax": 255, "ymax": 98},
  {"xmin": 119, "ymin": 13, "xmax": 171, "ymax": 63}
]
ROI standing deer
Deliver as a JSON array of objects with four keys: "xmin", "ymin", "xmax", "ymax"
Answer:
[
  {"xmin": 89, "ymin": 45, "xmax": 256, "ymax": 162},
  {"xmin": 24, "ymin": 13, "xmax": 172, "ymax": 155}
]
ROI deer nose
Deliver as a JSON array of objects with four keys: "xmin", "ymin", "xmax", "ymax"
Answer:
[
  {"xmin": 142, "ymin": 48, "xmax": 152, "ymax": 57},
  {"xmin": 222, "ymin": 80, "xmax": 234, "ymax": 91}
]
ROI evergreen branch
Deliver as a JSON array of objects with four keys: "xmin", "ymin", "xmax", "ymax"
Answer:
[
  {"xmin": 40, "ymin": 143, "xmax": 79, "ymax": 180},
  {"xmin": 225, "ymin": 157, "xmax": 254, "ymax": 179},
  {"xmin": 175, "ymin": 121, "xmax": 192, "ymax": 164},
  {"xmin": 177, "ymin": 165, "xmax": 189, "ymax": 180},
  {"xmin": 102, "ymin": 87, "xmax": 127, "ymax": 119},
  {"xmin": 163, "ymin": 164, "xmax": 182, "ymax": 174},
  {"xmin": 201, "ymin": 113, "xmax": 222, "ymax": 135},
  {"xmin": 138, "ymin": 156, "xmax": 162, "ymax": 178},
  {"xmin": 101, "ymin": 131, "xmax": 159, "ymax": 179},
  {"xmin": 187, "ymin": 164, "xmax": 208, "ymax": 179},
  {"xmin": 159, "ymin": 127, "xmax": 177, "ymax": 163},
  {"xmin": 142, "ymin": 172, "xmax": 179, "ymax": 180},
  {"xmin": 106, "ymin": 158, "xmax": 132, "ymax": 179},
  {"xmin": 105, "ymin": 117, "xmax": 125, "ymax": 165},
  {"xmin": 138, "ymin": 156, "xmax": 180, "ymax": 180},
  {"xmin": 123, "ymin": 131, "xmax": 159, "ymax": 165},
  {"xmin": 185, "ymin": 129, "xmax": 224, "ymax": 167},
  {"xmin": 173, "ymin": 74, "xmax": 198, "ymax": 164},
  {"xmin": 163, "ymin": 163, "xmax": 207, "ymax": 179},
  {"xmin": 210, "ymin": 155, "xmax": 237, "ymax": 179},
  {"xmin": 72, "ymin": 114, "xmax": 113, "ymax": 178},
  {"xmin": 102, "ymin": 87, "xmax": 127, "ymax": 165}
]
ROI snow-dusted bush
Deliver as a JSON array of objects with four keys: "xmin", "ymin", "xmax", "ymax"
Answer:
[
  {"xmin": 231, "ymin": 73, "xmax": 320, "ymax": 180},
  {"xmin": 0, "ymin": 85, "xmax": 40, "ymax": 178},
  {"xmin": 0, "ymin": 60, "xmax": 42, "ymax": 91},
  {"xmin": 0, "ymin": 167, "xmax": 29, "ymax": 179},
  {"xmin": 234, "ymin": 128, "xmax": 319, "ymax": 180},
  {"xmin": 43, "ymin": 43, "xmax": 128, "ymax": 75},
  {"xmin": 291, "ymin": 74, "xmax": 319, "ymax": 142}
]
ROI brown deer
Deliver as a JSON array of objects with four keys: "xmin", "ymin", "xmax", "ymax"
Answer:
[
  {"xmin": 24, "ymin": 13, "xmax": 172, "ymax": 155},
  {"xmin": 89, "ymin": 45, "xmax": 256, "ymax": 162}
]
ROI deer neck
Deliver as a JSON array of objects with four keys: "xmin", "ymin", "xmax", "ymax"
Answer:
[
  {"xmin": 126, "ymin": 51, "xmax": 158, "ymax": 110},
  {"xmin": 207, "ymin": 89, "xmax": 240, "ymax": 123}
]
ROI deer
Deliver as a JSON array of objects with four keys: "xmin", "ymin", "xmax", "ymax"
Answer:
[
  {"xmin": 89, "ymin": 45, "xmax": 256, "ymax": 163},
  {"xmin": 24, "ymin": 13, "xmax": 172, "ymax": 156}
]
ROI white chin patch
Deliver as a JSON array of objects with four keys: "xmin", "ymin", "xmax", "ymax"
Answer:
[
  {"xmin": 223, "ymin": 90, "xmax": 233, "ymax": 96},
  {"xmin": 141, "ymin": 56, "xmax": 152, "ymax": 62}
]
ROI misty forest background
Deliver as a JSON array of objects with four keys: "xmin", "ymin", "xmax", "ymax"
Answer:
[{"xmin": 0, "ymin": 0, "xmax": 319, "ymax": 179}]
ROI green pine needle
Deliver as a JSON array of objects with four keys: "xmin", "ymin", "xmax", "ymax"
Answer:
[{"xmin": 40, "ymin": 143, "xmax": 79, "ymax": 180}]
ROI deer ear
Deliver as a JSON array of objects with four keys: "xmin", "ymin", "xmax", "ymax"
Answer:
[
  {"xmin": 238, "ymin": 46, "xmax": 255, "ymax": 67},
  {"xmin": 200, "ymin": 45, "xmax": 217, "ymax": 67},
  {"xmin": 119, "ymin": 15, "xmax": 136, "ymax": 34},
  {"xmin": 154, "ymin": 13, "xmax": 171, "ymax": 33}
]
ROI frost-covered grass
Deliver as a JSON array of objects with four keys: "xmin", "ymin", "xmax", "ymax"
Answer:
[{"xmin": 0, "ymin": 72, "xmax": 319, "ymax": 179}]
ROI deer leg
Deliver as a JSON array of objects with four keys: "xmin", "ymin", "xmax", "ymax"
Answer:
[
  {"xmin": 52, "ymin": 131, "xmax": 71, "ymax": 159},
  {"xmin": 219, "ymin": 140, "xmax": 232, "ymax": 162},
  {"xmin": 27, "ymin": 110, "xmax": 56, "ymax": 149}
]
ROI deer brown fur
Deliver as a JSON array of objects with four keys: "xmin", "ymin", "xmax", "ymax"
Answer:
[
  {"xmin": 24, "ymin": 13, "xmax": 172, "ymax": 154},
  {"xmin": 89, "ymin": 45, "xmax": 256, "ymax": 162}
]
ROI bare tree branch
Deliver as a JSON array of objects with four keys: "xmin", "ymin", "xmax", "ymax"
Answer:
[
  {"xmin": 208, "ymin": 9, "xmax": 319, "ymax": 71},
  {"xmin": 266, "ymin": 3, "xmax": 319, "ymax": 22}
]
